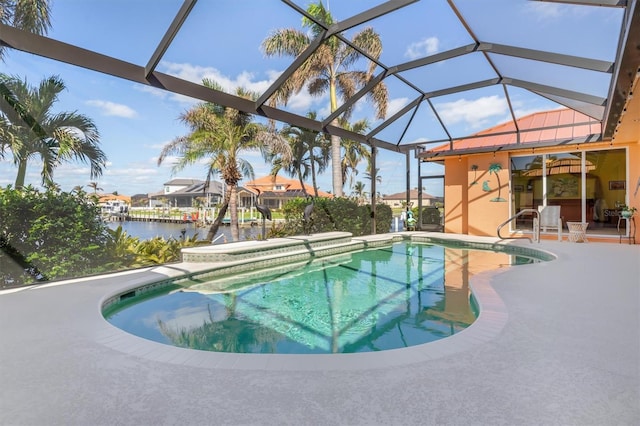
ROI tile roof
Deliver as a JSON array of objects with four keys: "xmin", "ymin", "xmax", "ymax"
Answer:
[
  {"xmin": 98, "ymin": 194, "xmax": 131, "ymax": 203},
  {"xmin": 245, "ymin": 175, "xmax": 332, "ymax": 198},
  {"xmin": 163, "ymin": 178, "xmax": 203, "ymax": 186},
  {"xmin": 427, "ymin": 108, "xmax": 601, "ymax": 155},
  {"xmin": 383, "ymin": 189, "xmax": 436, "ymax": 200}
]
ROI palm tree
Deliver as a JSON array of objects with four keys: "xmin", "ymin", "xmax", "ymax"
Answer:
[
  {"xmin": 261, "ymin": 1, "xmax": 388, "ymax": 197},
  {"xmin": 0, "ymin": 74, "xmax": 106, "ymax": 189},
  {"xmin": 273, "ymin": 111, "xmax": 329, "ymax": 198},
  {"xmin": 364, "ymin": 166, "xmax": 382, "ymax": 185},
  {"xmin": 340, "ymin": 118, "xmax": 370, "ymax": 192},
  {"xmin": 0, "ymin": 0, "xmax": 51, "ymax": 160},
  {"xmin": 87, "ymin": 181, "xmax": 102, "ymax": 194},
  {"xmin": 352, "ymin": 181, "xmax": 367, "ymax": 205},
  {"xmin": 364, "ymin": 163, "xmax": 382, "ymax": 205},
  {"xmin": 271, "ymin": 128, "xmax": 312, "ymax": 198},
  {"xmin": 0, "ymin": 0, "xmax": 51, "ymax": 61},
  {"xmin": 158, "ymin": 79, "xmax": 290, "ymax": 242}
]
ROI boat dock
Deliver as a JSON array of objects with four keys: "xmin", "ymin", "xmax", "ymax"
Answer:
[{"xmin": 105, "ymin": 214, "xmax": 258, "ymax": 227}]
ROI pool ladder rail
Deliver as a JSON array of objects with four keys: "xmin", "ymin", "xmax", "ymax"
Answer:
[{"xmin": 497, "ymin": 209, "xmax": 540, "ymax": 243}]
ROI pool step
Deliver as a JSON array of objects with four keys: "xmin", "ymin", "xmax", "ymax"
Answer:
[
  {"xmin": 179, "ymin": 232, "xmax": 400, "ymax": 282},
  {"xmin": 182, "ymin": 231, "xmax": 355, "ymax": 263}
]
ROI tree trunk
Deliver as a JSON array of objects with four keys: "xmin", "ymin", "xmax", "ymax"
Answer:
[
  {"xmin": 205, "ymin": 202, "xmax": 229, "ymax": 242},
  {"xmin": 331, "ymin": 131, "xmax": 342, "ymax": 197},
  {"xmin": 329, "ymin": 76, "xmax": 342, "ymax": 197},
  {"xmin": 310, "ymin": 151, "xmax": 319, "ymax": 197},
  {"xmin": 297, "ymin": 170, "xmax": 308, "ymax": 197},
  {"xmin": 229, "ymin": 184, "xmax": 240, "ymax": 241},
  {"xmin": 206, "ymin": 187, "xmax": 232, "ymax": 242},
  {"xmin": 14, "ymin": 158, "xmax": 27, "ymax": 189}
]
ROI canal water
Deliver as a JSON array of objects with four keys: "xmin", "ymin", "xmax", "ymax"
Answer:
[
  {"xmin": 107, "ymin": 217, "xmax": 406, "ymax": 242},
  {"xmin": 106, "ymin": 220, "xmax": 262, "ymax": 242}
]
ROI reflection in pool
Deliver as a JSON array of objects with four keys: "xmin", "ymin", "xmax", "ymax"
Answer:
[{"xmin": 104, "ymin": 242, "xmax": 538, "ymax": 354}]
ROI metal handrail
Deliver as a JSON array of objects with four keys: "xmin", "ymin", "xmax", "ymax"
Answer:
[{"xmin": 497, "ymin": 208, "xmax": 540, "ymax": 243}]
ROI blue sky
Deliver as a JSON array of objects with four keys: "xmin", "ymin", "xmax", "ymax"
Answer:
[{"xmin": 0, "ymin": 0, "xmax": 623, "ymax": 198}]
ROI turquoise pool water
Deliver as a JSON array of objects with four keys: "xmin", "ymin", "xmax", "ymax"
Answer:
[{"xmin": 104, "ymin": 241, "xmax": 539, "ymax": 354}]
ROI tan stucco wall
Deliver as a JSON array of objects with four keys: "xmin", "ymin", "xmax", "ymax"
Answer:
[
  {"xmin": 444, "ymin": 153, "xmax": 513, "ymax": 236},
  {"xmin": 440, "ymin": 141, "xmax": 639, "ymax": 243},
  {"xmin": 443, "ymin": 156, "xmax": 468, "ymax": 234}
]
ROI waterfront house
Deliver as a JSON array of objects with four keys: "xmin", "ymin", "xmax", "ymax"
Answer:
[
  {"xmin": 381, "ymin": 189, "xmax": 440, "ymax": 209},
  {"xmin": 148, "ymin": 178, "xmax": 224, "ymax": 208},
  {"xmin": 98, "ymin": 194, "xmax": 131, "ymax": 220},
  {"xmin": 244, "ymin": 175, "xmax": 332, "ymax": 210}
]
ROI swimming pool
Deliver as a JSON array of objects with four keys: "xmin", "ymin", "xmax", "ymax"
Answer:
[{"xmin": 104, "ymin": 240, "xmax": 541, "ymax": 354}]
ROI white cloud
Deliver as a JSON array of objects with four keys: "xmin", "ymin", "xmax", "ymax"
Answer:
[
  {"xmin": 524, "ymin": 2, "xmax": 589, "ymax": 20},
  {"xmin": 104, "ymin": 166, "xmax": 158, "ymax": 177},
  {"xmin": 525, "ymin": 2, "xmax": 563, "ymax": 19},
  {"xmin": 147, "ymin": 142, "xmax": 171, "ymax": 150},
  {"xmin": 157, "ymin": 62, "xmax": 326, "ymax": 114},
  {"xmin": 136, "ymin": 85, "xmax": 168, "ymax": 99},
  {"xmin": 160, "ymin": 61, "xmax": 271, "ymax": 95},
  {"xmin": 435, "ymin": 95, "xmax": 507, "ymax": 129},
  {"xmin": 261, "ymin": 69, "xmax": 324, "ymax": 114},
  {"xmin": 404, "ymin": 137, "xmax": 430, "ymax": 144},
  {"xmin": 386, "ymin": 97, "xmax": 410, "ymax": 118},
  {"xmin": 405, "ymin": 37, "xmax": 439, "ymax": 60},
  {"xmin": 86, "ymin": 100, "xmax": 138, "ymax": 118}
]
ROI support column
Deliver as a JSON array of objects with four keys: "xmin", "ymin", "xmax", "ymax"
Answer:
[
  {"xmin": 371, "ymin": 144, "xmax": 377, "ymax": 235},
  {"xmin": 405, "ymin": 151, "xmax": 411, "ymax": 210}
]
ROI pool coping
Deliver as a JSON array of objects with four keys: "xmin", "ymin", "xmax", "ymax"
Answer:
[{"xmin": 6, "ymin": 232, "xmax": 553, "ymax": 371}]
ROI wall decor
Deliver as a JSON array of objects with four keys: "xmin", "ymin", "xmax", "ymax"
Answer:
[{"xmin": 609, "ymin": 180, "xmax": 626, "ymax": 190}]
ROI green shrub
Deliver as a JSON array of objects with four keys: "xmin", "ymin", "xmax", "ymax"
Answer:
[
  {"xmin": 0, "ymin": 186, "xmax": 208, "ymax": 287},
  {"xmin": 276, "ymin": 197, "xmax": 392, "ymax": 237},
  {"xmin": 421, "ymin": 206, "xmax": 442, "ymax": 226},
  {"xmin": 0, "ymin": 186, "xmax": 113, "ymax": 285}
]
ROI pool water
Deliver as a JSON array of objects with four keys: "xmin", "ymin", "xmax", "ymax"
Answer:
[{"xmin": 104, "ymin": 242, "xmax": 538, "ymax": 354}]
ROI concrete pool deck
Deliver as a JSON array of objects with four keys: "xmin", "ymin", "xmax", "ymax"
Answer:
[{"xmin": 1, "ymin": 235, "xmax": 639, "ymax": 425}]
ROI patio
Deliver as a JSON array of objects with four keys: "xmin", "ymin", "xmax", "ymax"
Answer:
[{"xmin": 1, "ymin": 237, "xmax": 638, "ymax": 425}]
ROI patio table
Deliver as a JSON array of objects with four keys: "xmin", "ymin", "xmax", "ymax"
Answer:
[{"xmin": 567, "ymin": 221, "xmax": 589, "ymax": 243}]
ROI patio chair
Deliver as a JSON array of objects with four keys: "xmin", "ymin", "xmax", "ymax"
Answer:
[{"xmin": 534, "ymin": 205, "xmax": 563, "ymax": 241}]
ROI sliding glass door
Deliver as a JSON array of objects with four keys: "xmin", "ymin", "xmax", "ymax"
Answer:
[{"xmin": 511, "ymin": 148, "xmax": 627, "ymax": 236}]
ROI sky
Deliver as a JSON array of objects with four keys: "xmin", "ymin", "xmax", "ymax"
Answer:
[{"xmin": 0, "ymin": 0, "xmax": 624, "ymax": 198}]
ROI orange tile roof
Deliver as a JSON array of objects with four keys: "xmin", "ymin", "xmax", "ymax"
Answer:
[
  {"xmin": 428, "ymin": 108, "xmax": 601, "ymax": 153},
  {"xmin": 244, "ymin": 175, "xmax": 332, "ymax": 197},
  {"xmin": 98, "ymin": 194, "xmax": 131, "ymax": 203}
]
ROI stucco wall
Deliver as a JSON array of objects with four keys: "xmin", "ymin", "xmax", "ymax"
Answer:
[
  {"xmin": 441, "ymin": 142, "xmax": 638, "ymax": 243},
  {"xmin": 444, "ymin": 153, "xmax": 512, "ymax": 237},
  {"xmin": 443, "ymin": 157, "xmax": 468, "ymax": 234}
]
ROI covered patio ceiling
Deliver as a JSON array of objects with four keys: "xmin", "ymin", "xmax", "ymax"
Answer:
[{"xmin": 0, "ymin": 0, "xmax": 638, "ymax": 157}]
